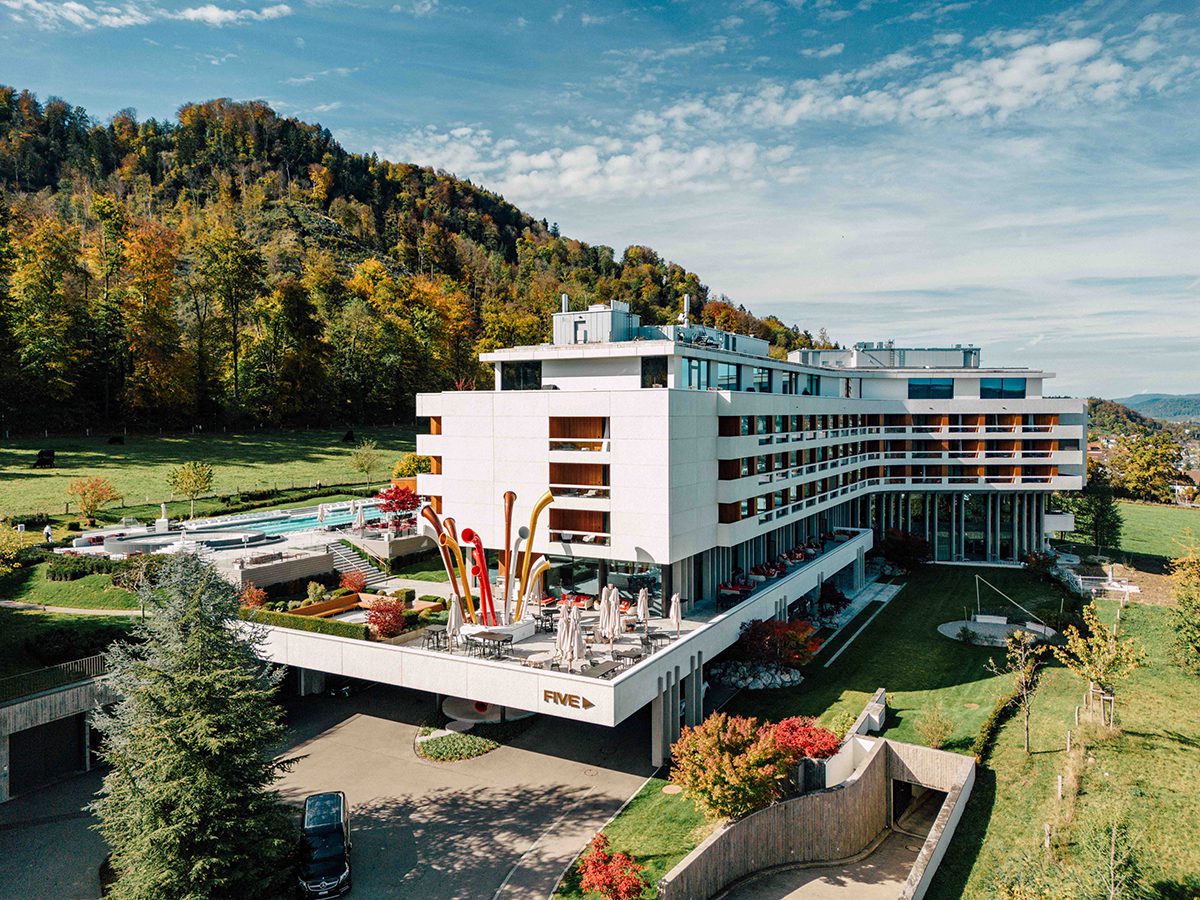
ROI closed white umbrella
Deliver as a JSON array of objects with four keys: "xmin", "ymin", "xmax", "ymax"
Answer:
[
  {"xmin": 637, "ymin": 587, "xmax": 650, "ymax": 626},
  {"xmin": 571, "ymin": 605, "xmax": 587, "ymax": 668},
  {"xmin": 606, "ymin": 586, "xmax": 621, "ymax": 643},
  {"xmin": 353, "ymin": 501, "xmax": 366, "ymax": 531},
  {"xmin": 446, "ymin": 594, "xmax": 463, "ymax": 648},
  {"xmin": 316, "ymin": 504, "xmax": 327, "ymax": 524},
  {"xmin": 669, "ymin": 592, "xmax": 682, "ymax": 637},
  {"xmin": 555, "ymin": 603, "xmax": 571, "ymax": 659}
]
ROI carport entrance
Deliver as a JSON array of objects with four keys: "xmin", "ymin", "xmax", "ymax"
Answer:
[{"xmin": 8, "ymin": 714, "xmax": 88, "ymax": 797}]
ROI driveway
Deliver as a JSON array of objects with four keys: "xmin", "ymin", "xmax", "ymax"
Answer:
[
  {"xmin": 276, "ymin": 685, "xmax": 653, "ymax": 899},
  {"xmin": 0, "ymin": 684, "xmax": 652, "ymax": 900}
]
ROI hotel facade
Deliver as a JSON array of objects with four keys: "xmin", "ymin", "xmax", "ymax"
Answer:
[{"xmin": 417, "ymin": 300, "xmax": 1086, "ymax": 614}]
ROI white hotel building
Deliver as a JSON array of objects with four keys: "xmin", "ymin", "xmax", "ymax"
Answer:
[{"xmin": 260, "ymin": 300, "xmax": 1085, "ymax": 766}]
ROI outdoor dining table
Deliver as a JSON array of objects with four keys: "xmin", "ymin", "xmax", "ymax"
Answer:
[
  {"xmin": 613, "ymin": 648, "xmax": 643, "ymax": 668},
  {"xmin": 644, "ymin": 630, "xmax": 671, "ymax": 648},
  {"xmin": 578, "ymin": 660, "xmax": 621, "ymax": 679},
  {"xmin": 525, "ymin": 651, "xmax": 556, "ymax": 669},
  {"xmin": 471, "ymin": 630, "xmax": 513, "ymax": 659}
]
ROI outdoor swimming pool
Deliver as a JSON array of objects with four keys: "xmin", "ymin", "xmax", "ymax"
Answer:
[{"xmin": 189, "ymin": 503, "xmax": 385, "ymax": 536}]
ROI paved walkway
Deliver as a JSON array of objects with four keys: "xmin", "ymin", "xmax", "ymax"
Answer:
[{"xmin": 0, "ymin": 600, "xmax": 142, "ymax": 616}]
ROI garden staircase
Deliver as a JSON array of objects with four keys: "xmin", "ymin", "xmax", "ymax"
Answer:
[{"xmin": 327, "ymin": 541, "xmax": 392, "ymax": 591}]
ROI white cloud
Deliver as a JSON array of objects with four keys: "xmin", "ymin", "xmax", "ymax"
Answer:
[
  {"xmin": 175, "ymin": 3, "xmax": 291, "ymax": 26},
  {"xmin": 284, "ymin": 65, "xmax": 356, "ymax": 86},
  {"xmin": 580, "ymin": 13, "xmax": 607, "ymax": 26},
  {"xmin": 390, "ymin": 0, "xmax": 436, "ymax": 15},
  {"xmin": 801, "ymin": 42, "xmax": 844, "ymax": 59},
  {"xmin": 933, "ymin": 32, "xmax": 963, "ymax": 46},
  {"xmin": 311, "ymin": 100, "xmax": 342, "ymax": 113}
]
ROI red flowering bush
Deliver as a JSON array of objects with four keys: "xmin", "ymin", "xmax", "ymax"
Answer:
[
  {"xmin": 730, "ymin": 618, "xmax": 820, "ymax": 668},
  {"xmin": 339, "ymin": 570, "xmax": 367, "ymax": 594},
  {"xmin": 239, "ymin": 582, "xmax": 267, "ymax": 609},
  {"xmin": 772, "ymin": 716, "xmax": 841, "ymax": 761},
  {"xmin": 670, "ymin": 712, "xmax": 791, "ymax": 819},
  {"xmin": 366, "ymin": 597, "xmax": 406, "ymax": 638},
  {"xmin": 577, "ymin": 833, "xmax": 649, "ymax": 900}
]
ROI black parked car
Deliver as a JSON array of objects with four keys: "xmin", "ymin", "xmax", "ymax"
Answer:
[{"xmin": 298, "ymin": 791, "xmax": 352, "ymax": 897}]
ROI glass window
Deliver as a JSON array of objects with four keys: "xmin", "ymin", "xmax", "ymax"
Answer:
[
  {"xmin": 783, "ymin": 372, "xmax": 799, "ymax": 394},
  {"xmin": 501, "ymin": 361, "xmax": 542, "ymax": 391},
  {"xmin": 740, "ymin": 416, "xmax": 753, "ymax": 436},
  {"xmin": 774, "ymin": 415, "xmax": 786, "ymax": 434},
  {"xmin": 980, "ymin": 377, "xmax": 1026, "ymax": 399},
  {"xmin": 908, "ymin": 378, "xmax": 955, "ymax": 399},
  {"xmin": 756, "ymin": 455, "xmax": 768, "ymax": 474},
  {"xmin": 740, "ymin": 457, "xmax": 751, "ymax": 477},
  {"xmin": 804, "ymin": 374, "xmax": 821, "ymax": 396},
  {"xmin": 752, "ymin": 367, "xmax": 771, "ymax": 392},
  {"xmin": 685, "ymin": 358, "xmax": 709, "ymax": 390},
  {"xmin": 756, "ymin": 415, "xmax": 770, "ymax": 434},
  {"xmin": 640, "ymin": 356, "xmax": 668, "ymax": 388},
  {"xmin": 716, "ymin": 362, "xmax": 740, "ymax": 391}
]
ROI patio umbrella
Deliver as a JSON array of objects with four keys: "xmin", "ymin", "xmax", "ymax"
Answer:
[
  {"xmin": 606, "ymin": 586, "xmax": 622, "ymax": 643},
  {"xmin": 353, "ymin": 501, "xmax": 366, "ymax": 532},
  {"xmin": 316, "ymin": 504, "xmax": 326, "ymax": 524},
  {"xmin": 571, "ymin": 605, "xmax": 587, "ymax": 668},
  {"xmin": 555, "ymin": 603, "xmax": 572, "ymax": 660},
  {"xmin": 446, "ymin": 594, "xmax": 463, "ymax": 648},
  {"xmin": 669, "ymin": 592, "xmax": 682, "ymax": 637},
  {"xmin": 636, "ymin": 587, "xmax": 650, "ymax": 627}
]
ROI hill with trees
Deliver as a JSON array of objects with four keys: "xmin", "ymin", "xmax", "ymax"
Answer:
[
  {"xmin": 1114, "ymin": 393, "xmax": 1200, "ymax": 422},
  {"xmin": 1086, "ymin": 398, "xmax": 1164, "ymax": 438},
  {"xmin": 0, "ymin": 86, "xmax": 833, "ymax": 433}
]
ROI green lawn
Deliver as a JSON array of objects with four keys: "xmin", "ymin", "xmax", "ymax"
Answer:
[
  {"xmin": 0, "ymin": 561, "xmax": 137, "ymax": 609},
  {"xmin": 1113, "ymin": 501, "xmax": 1200, "ymax": 559},
  {"xmin": 0, "ymin": 426, "xmax": 417, "ymax": 518},
  {"xmin": 391, "ymin": 554, "xmax": 451, "ymax": 582},
  {"xmin": 930, "ymin": 600, "xmax": 1200, "ymax": 898},
  {"xmin": 0, "ymin": 607, "xmax": 136, "ymax": 678},
  {"xmin": 555, "ymin": 777, "xmax": 711, "ymax": 899}
]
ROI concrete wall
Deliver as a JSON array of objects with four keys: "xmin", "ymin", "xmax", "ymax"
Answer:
[
  {"xmin": 0, "ymin": 678, "xmax": 115, "ymax": 802},
  {"xmin": 219, "ymin": 551, "xmax": 335, "ymax": 589},
  {"xmin": 657, "ymin": 739, "xmax": 891, "ymax": 900}
]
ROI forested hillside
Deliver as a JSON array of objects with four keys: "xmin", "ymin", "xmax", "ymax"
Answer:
[
  {"xmin": 0, "ymin": 87, "xmax": 831, "ymax": 433},
  {"xmin": 1086, "ymin": 398, "xmax": 1163, "ymax": 438},
  {"xmin": 1115, "ymin": 393, "xmax": 1200, "ymax": 422}
]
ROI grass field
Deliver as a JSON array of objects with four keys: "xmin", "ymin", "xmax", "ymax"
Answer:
[
  {"xmin": 0, "ymin": 562, "xmax": 137, "ymax": 609},
  {"xmin": 0, "ymin": 607, "xmax": 136, "ymax": 678},
  {"xmin": 1113, "ymin": 501, "xmax": 1200, "ymax": 559},
  {"xmin": 930, "ymin": 599, "xmax": 1200, "ymax": 898},
  {"xmin": 0, "ymin": 426, "xmax": 417, "ymax": 518}
]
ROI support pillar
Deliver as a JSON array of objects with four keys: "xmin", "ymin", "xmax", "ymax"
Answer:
[
  {"xmin": 296, "ymin": 667, "xmax": 326, "ymax": 697},
  {"xmin": 0, "ymin": 734, "xmax": 8, "ymax": 804},
  {"xmin": 669, "ymin": 667, "xmax": 682, "ymax": 744},
  {"xmin": 650, "ymin": 677, "xmax": 666, "ymax": 768}
]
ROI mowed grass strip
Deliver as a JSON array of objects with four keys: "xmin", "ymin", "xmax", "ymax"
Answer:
[
  {"xmin": 0, "ymin": 561, "xmax": 137, "ymax": 610},
  {"xmin": 0, "ymin": 426, "xmax": 416, "ymax": 517},
  {"xmin": 1114, "ymin": 501, "xmax": 1200, "ymax": 559},
  {"xmin": 0, "ymin": 607, "xmax": 136, "ymax": 677},
  {"xmin": 930, "ymin": 600, "xmax": 1200, "ymax": 898}
]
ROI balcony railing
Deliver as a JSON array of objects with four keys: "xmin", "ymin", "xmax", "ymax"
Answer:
[
  {"xmin": 548, "ymin": 438, "xmax": 609, "ymax": 452},
  {"xmin": 549, "ymin": 484, "xmax": 611, "ymax": 499},
  {"xmin": 549, "ymin": 529, "xmax": 612, "ymax": 547},
  {"xmin": 0, "ymin": 654, "xmax": 108, "ymax": 705}
]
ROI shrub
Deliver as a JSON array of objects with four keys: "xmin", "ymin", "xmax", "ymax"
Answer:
[
  {"xmin": 46, "ymin": 555, "xmax": 120, "ymax": 581},
  {"xmin": 670, "ymin": 712, "xmax": 791, "ymax": 819},
  {"xmin": 328, "ymin": 587, "xmax": 353, "ymax": 599},
  {"xmin": 239, "ymin": 608, "xmax": 369, "ymax": 641},
  {"xmin": 729, "ymin": 618, "xmax": 819, "ymax": 668},
  {"xmin": 339, "ymin": 570, "xmax": 367, "ymax": 594},
  {"xmin": 305, "ymin": 581, "xmax": 327, "ymax": 604},
  {"xmin": 958, "ymin": 625, "xmax": 978, "ymax": 646},
  {"xmin": 418, "ymin": 594, "xmax": 444, "ymax": 606},
  {"xmin": 417, "ymin": 732, "xmax": 497, "ymax": 761},
  {"xmin": 829, "ymin": 710, "xmax": 858, "ymax": 739},
  {"xmin": 772, "ymin": 716, "xmax": 841, "ymax": 761},
  {"xmin": 419, "ymin": 608, "xmax": 449, "ymax": 626},
  {"xmin": 393, "ymin": 587, "xmax": 416, "ymax": 604},
  {"xmin": 111, "ymin": 555, "xmax": 168, "ymax": 591},
  {"xmin": 366, "ymin": 597, "xmax": 406, "ymax": 638},
  {"xmin": 879, "ymin": 529, "xmax": 931, "ymax": 571},
  {"xmin": 915, "ymin": 702, "xmax": 953, "ymax": 750},
  {"xmin": 239, "ymin": 583, "xmax": 267, "ymax": 609},
  {"xmin": 577, "ymin": 833, "xmax": 650, "ymax": 900}
]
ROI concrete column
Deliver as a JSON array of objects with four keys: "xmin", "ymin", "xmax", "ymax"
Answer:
[
  {"xmin": 854, "ymin": 548, "xmax": 866, "ymax": 591},
  {"xmin": 650, "ymin": 676, "xmax": 666, "ymax": 768},
  {"xmin": 297, "ymin": 667, "xmax": 326, "ymax": 696},
  {"xmin": 669, "ymin": 667, "xmax": 682, "ymax": 744},
  {"xmin": 0, "ymin": 732, "xmax": 9, "ymax": 804}
]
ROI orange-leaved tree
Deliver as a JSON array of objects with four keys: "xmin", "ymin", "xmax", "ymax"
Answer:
[
  {"xmin": 66, "ymin": 476, "xmax": 122, "ymax": 522},
  {"xmin": 670, "ymin": 712, "xmax": 791, "ymax": 819},
  {"xmin": 772, "ymin": 716, "xmax": 841, "ymax": 761}
]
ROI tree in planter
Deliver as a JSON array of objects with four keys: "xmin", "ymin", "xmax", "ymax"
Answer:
[
  {"xmin": 166, "ymin": 461, "xmax": 215, "ymax": 519},
  {"xmin": 670, "ymin": 712, "xmax": 792, "ymax": 819},
  {"xmin": 366, "ymin": 597, "xmax": 406, "ymax": 638},
  {"xmin": 391, "ymin": 452, "xmax": 432, "ymax": 479},
  {"xmin": 577, "ymin": 833, "xmax": 650, "ymax": 900},
  {"xmin": 239, "ymin": 582, "xmax": 267, "ymax": 609},
  {"xmin": 986, "ymin": 629, "xmax": 1048, "ymax": 754},
  {"xmin": 66, "ymin": 476, "xmax": 121, "ymax": 523},
  {"xmin": 91, "ymin": 554, "xmax": 297, "ymax": 899},
  {"xmin": 1053, "ymin": 602, "xmax": 1146, "ymax": 727},
  {"xmin": 376, "ymin": 483, "xmax": 420, "ymax": 530},
  {"xmin": 349, "ymin": 438, "xmax": 382, "ymax": 490}
]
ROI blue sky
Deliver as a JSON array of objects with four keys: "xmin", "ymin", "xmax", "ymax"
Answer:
[{"xmin": 3, "ymin": 0, "xmax": 1198, "ymax": 398}]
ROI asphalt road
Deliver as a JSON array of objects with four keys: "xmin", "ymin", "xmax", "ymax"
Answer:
[{"xmin": 0, "ymin": 684, "xmax": 653, "ymax": 900}]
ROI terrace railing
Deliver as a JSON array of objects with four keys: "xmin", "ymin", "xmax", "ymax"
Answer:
[{"xmin": 0, "ymin": 654, "xmax": 108, "ymax": 706}]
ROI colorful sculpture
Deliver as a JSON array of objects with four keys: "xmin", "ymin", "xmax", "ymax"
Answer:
[{"xmin": 425, "ymin": 489, "xmax": 553, "ymax": 626}]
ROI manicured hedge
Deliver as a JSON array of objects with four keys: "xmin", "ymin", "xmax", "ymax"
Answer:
[
  {"xmin": 239, "ymin": 607, "xmax": 369, "ymax": 641},
  {"xmin": 417, "ymin": 732, "xmax": 498, "ymax": 761},
  {"xmin": 46, "ymin": 555, "xmax": 121, "ymax": 581},
  {"xmin": 970, "ymin": 670, "xmax": 1042, "ymax": 761}
]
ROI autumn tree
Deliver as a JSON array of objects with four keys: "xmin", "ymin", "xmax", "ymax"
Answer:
[
  {"xmin": 1169, "ymin": 539, "xmax": 1200, "ymax": 674},
  {"xmin": 1111, "ymin": 433, "xmax": 1184, "ymax": 503},
  {"xmin": 986, "ymin": 630, "xmax": 1048, "ymax": 753},
  {"xmin": 392, "ymin": 452, "xmax": 432, "ymax": 479},
  {"xmin": 66, "ymin": 476, "xmax": 122, "ymax": 522},
  {"xmin": 1054, "ymin": 602, "xmax": 1146, "ymax": 727},
  {"xmin": 195, "ymin": 226, "xmax": 265, "ymax": 407},
  {"xmin": 576, "ymin": 833, "xmax": 650, "ymax": 900},
  {"xmin": 670, "ymin": 712, "xmax": 791, "ymax": 819},
  {"xmin": 167, "ymin": 461, "xmax": 215, "ymax": 518},
  {"xmin": 772, "ymin": 716, "xmax": 841, "ymax": 761},
  {"xmin": 123, "ymin": 220, "xmax": 187, "ymax": 416}
]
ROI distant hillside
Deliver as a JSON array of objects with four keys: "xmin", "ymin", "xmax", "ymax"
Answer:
[
  {"xmin": 1087, "ymin": 398, "xmax": 1163, "ymax": 438},
  {"xmin": 1115, "ymin": 393, "xmax": 1200, "ymax": 422}
]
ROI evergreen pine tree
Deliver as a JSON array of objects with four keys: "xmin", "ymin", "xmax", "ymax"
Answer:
[{"xmin": 92, "ymin": 554, "xmax": 297, "ymax": 899}]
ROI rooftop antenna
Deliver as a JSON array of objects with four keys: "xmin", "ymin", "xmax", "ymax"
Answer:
[{"xmin": 561, "ymin": 292, "xmax": 569, "ymax": 313}]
